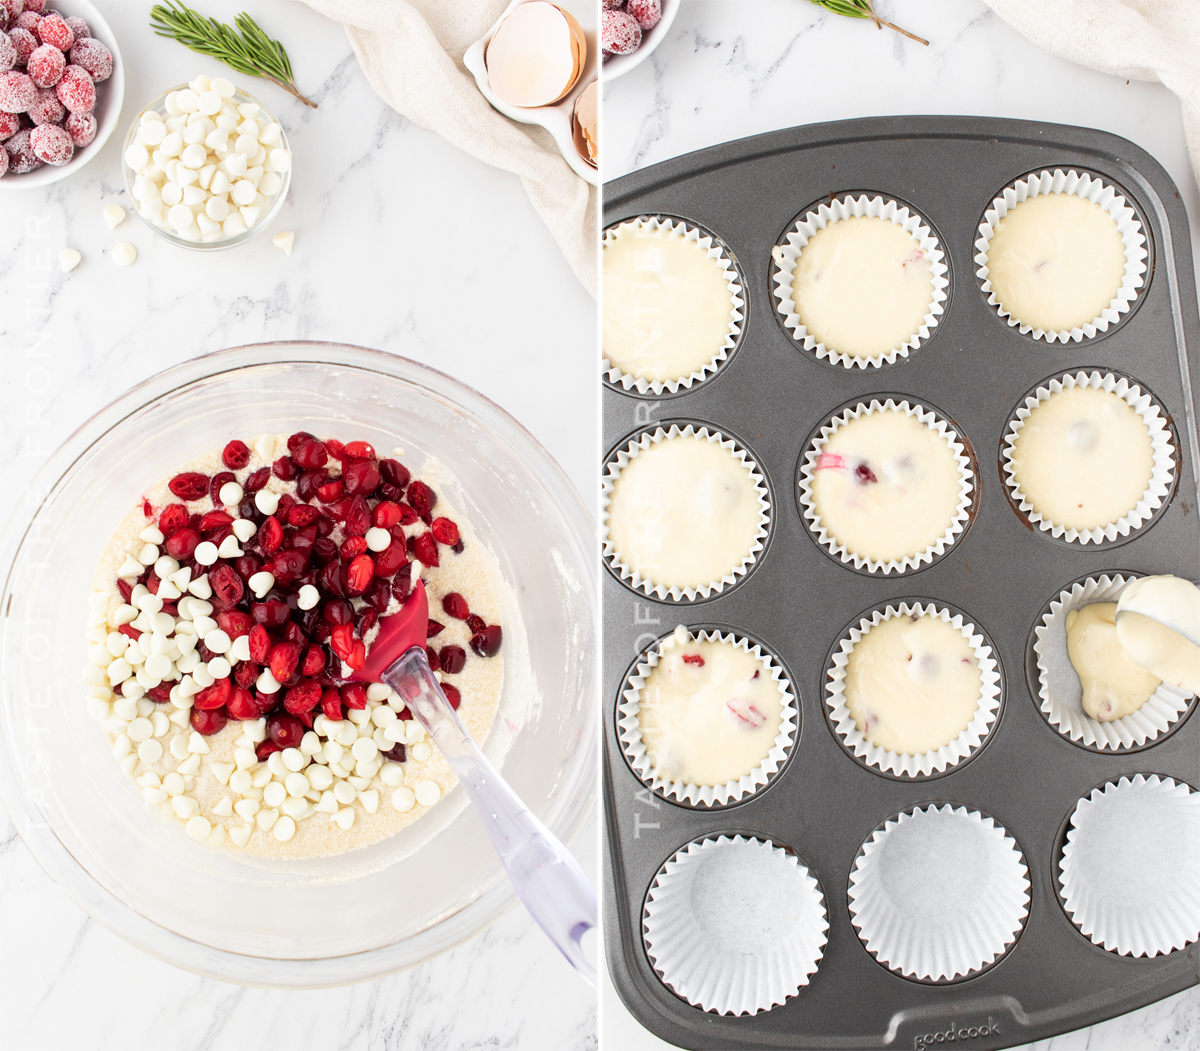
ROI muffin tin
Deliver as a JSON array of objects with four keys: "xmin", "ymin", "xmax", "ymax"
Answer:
[{"xmin": 602, "ymin": 117, "xmax": 1199, "ymax": 1049}]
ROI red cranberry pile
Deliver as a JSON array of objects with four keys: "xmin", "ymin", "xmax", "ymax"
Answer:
[
  {"xmin": 602, "ymin": 0, "xmax": 661, "ymax": 59},
  {"xmin": 0, "ymin": 0, "xmax": 111, "ymax": 175},
  {"xmin": 128, "ymin": 432, "xmax": 502, "ymax": 754}
]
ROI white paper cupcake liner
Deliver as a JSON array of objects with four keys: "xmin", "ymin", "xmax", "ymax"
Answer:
[
  {"xmin": 618, "ymin": 626, "xmax": 798, "ymax": 807},
  {"xmin": 643, "ymin": 835, "xmax": 828, "ymax": 1015},
  {"xmin": 849, "ymin": 804, "xmax": 1030, "ymax": 982},
  {"xmin": 975, "ymin": 168, "xmax": 1148, "ymax": 343},
  {"xmin": 602, "ymin": 424, "xmax": 772, "ymax": 602},
  {"xmin": 770, "ymin": 194, "xmax": 948, "ymax": 368},
  {"xmin": 798, "ymin": 399, "xmax": 974, "ymax": 574},
  {"xmin": 1001, "ymin": 371, "xmax": 1175, "ymax": 544},
  {"xmin": 1060, "ymin": 774, "xmax": 1200, "ymax": 957},
  {"xmin": 603, "ymin": 216, "xmax": 745, "ymax": 395},
  {"xmin": 826, "ymin": 602, "xmax": 1002, "ymax": 778},
  {"xmin": 1033, "ymin": 574, "xmax": 1194, "ymax": 750}
]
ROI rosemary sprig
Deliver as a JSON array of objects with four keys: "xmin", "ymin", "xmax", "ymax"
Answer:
[
  {"xmin": 148, "ymin": 1, "xmax": 317, "ymax": 108},
  {"xmin": 809, "ymin": 0, "xmax": 929, "ymax": 46}
]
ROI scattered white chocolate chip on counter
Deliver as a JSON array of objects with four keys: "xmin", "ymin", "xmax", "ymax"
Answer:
[
  {"xmin": 58, "ymin": 249, "xmax": 82, "ymax": 272},
  {"xmin": 112, "ymin": 242, "xmax": 137, "ymax": 267},
  {"xmin": 272, "ymin": 230, "xmax": 295, "ymax": 255},
  {"xmin": 103, "ymin": 204, "xmax": 127, "ymax": 229}
]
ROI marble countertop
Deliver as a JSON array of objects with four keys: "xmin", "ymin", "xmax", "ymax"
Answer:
[
  {"xmin": 601, "ymin": 1, "xmax": 1200, "ymax": 1049},
  {"xmin": 0, "ymin": 1, "xmax": 597, "ymax": 1049}
]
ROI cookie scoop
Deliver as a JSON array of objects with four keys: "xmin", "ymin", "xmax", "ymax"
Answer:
[{"xmin": 1115, "ymin": 575, "xmax": 1200, "ymax": 695}]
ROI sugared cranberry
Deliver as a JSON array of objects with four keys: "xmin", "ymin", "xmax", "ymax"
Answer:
[
  {"xmin": 470, "ymin": 625, "xmax": 503, "ymax": 658},
  {"xmin": 164, "ymin": 527, "xmax": 201, "ymax": 559},
  {"xmin": 54, "ymin": 64, "xmax": 93, "ymax": 113},
  {"xmin": 26, "ymin": 43, "xmax": 63, "ymax": 88},
  {"xmin": 68, "ymin": 36, "xmax": 110, "ymax": 81},
  {"xmin": 442, "ymin": 592, "xmax": 469, "ymax": 620},
  {"xmin": 602, "ymin": 8, "xmax": 641, "ymax": 54},
  {"xmin": 439, "ymin": 645, "xmax": 466, "ymax": 674},
  {"xmin": 6, "ymin": 29, "xmax": 37, "ymax": 68},
  {"xmin": 266, "ymin": 712, "xmax": 305, "ymax": 748},
  {"xmin": 168, "ymin": 471, "xmax": 208, "ymax": 501},
  {"xmin": 64, "ymin": 16, "xmax": 91, "ymax": 39},
  {"xmin": 63, "ymin": 110, "xmax": 95, "ymax": 147},
  {"xmin": 191, "ymin": 707, "xmax": 227, "ymax": 735},
  {"xmin": 627, "ymin": 0, "xmax": 661, "ymax": 30},
  {"xmin": 35, "ymin": 11, "xmax": 72, "ymax": 50}
]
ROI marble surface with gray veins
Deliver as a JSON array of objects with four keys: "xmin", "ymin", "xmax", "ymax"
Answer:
[
  {"xmin": 602, "ymin": 1, "xmax": 1199, "ymax": 1049},
  {"xmin": 0, "ymin": 1, "xmax": 597, "ymax": 1049}
]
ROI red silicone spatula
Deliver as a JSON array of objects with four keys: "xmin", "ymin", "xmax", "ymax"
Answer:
[{"xmin": 350, "ymin": 580, "xmax": 596, "ymax": 985}]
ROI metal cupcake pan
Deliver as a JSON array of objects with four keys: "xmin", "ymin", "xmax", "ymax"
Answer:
[{"xmin": 602, "ymin": 117, "xmax": 1199, "ymax": 1050}]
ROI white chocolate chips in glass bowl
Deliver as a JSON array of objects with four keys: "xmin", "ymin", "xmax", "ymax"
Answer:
[{"xmin": 122, "ymin": 72, "xmax": 291, "ymax": 249}]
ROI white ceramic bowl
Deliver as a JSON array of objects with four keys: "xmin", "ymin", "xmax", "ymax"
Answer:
[
  {"xmin": 464, "ymin": 0, "xmax": 598, "ymax": 186},
  {"xmin": 601, "ymin": 0, "xmax": 680, "ymax": 81},
  {"xmin": 0, "ymin": 0, "xmax": 124, "ymax": 190},
  {"xmin": 120, "ymin": 82, "xmax": 290, "ymax": 250},
  {"xmin": 0, "ymin": 343, "xmax": 598, "ymax": 987}
]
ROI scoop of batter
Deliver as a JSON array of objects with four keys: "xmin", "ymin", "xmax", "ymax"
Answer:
[{"xmin": 1065, "ymin": 603, "xmax": 1162, "ymax": 721}]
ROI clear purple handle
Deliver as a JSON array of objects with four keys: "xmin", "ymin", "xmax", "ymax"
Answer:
[{"xmin": 381, "ymin": 647, "xmax": 597, "ymax": 986}]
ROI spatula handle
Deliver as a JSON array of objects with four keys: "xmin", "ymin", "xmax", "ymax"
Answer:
[{"xmin": 381, "ymin": 647, "xmax": 597, "ymax": 986}]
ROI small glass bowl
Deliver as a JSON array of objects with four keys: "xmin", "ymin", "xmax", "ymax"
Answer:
[{"xmin": 121, "ymin": 83, "xmax": 291, "ymax": 251}]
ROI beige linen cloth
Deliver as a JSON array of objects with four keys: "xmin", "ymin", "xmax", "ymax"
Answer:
[
  {"xmin": 302, "ymin": 0, "xmax": 597, "ymax": 296},
  {"xmin": 985, "ymin": 0, "xmax": 1200, "ymax": 187}
]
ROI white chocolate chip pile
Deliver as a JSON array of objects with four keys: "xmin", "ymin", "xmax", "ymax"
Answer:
[
  {"xmin": 83, "ymin": 433, "xmax": 510, "ymax": 859},
  {"xmin": 124, "ymin": 73, "xmax": 291, "ymax": 243}
]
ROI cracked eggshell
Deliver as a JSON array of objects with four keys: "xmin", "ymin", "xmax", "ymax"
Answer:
[
  {"xmin": 571, "ymin": 78, "xmax": 596, "ymax": 166},
  {"xmin": 486, "ymin": 2, "xmax": 586, "ymax": 108}
]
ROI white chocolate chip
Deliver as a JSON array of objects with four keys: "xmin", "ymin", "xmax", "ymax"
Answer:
[
  {"xmin": 333, "ymin": 807, "xmax": 355, "ymax": 830},
  {"xmin": 414, "ymin": 780, "xmax": 441, "ymax": 807},
  {"xmin": 272, "ymin": 815, "xmax": 296, "ymax": 841},
  {"xmin": 391, "ymin": 787, "xmax": 416, "ymax": 812},
  {"xmin": 186, "ymin": 816, "xmax": 211, "ymax": 841},
  {"xmin": 230, "ymin": 825, "xmax": 252, "ymax": 848},
  {"xmin": 112, "ymin": 243, "xmax": 137, "ymax": 267},
  {"xmin": 272, "ymin": 230, "xmax": 295, "ymax": 256},
  {"xmin": 58, "ymin": 248, "xmax": 81, "ymax": 272},
  {"xmin": 296, "ymin": 584, "xmax": 319, "ymax": 610}
]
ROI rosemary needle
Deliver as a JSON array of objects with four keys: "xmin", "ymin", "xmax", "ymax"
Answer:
[{"xmin": 809, "ymin": 0, "xmax": 929, "ymax": 46}]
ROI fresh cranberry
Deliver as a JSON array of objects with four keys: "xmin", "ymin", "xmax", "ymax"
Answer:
[
  {"xmin": 243, "ymin": 466, "xmax": 271, "ymax": 493},
  {"xmin": 238, "ymin": 496, "xmax": 264, "ymax": 525},
  {"xmin": 439, "ymin": 645, "xmax": 466, "ymax": 674},
  {"xmin": 312, "ymin": 537, "xmax": 338, "ymax": 565},
  {"xmin": 374, "ymin": 540, "xmax": 407, "ymax": 577},
  {"xmin": 339, "ymin": 536, "xmax": 368, "ymax": 562},
  {"xmin": 364, "ymin": 577, "xmax": 391, "ymax": 612},
  {"xmin": 372, "ymin": 501, "xmax": 402, "ymax": 529},
  {"xmin": 117, "ymin": 579, "xmax": 133, "ymax": 603},
  {"xmin": 442, "ymin": 592, "xmax": 469, "ymax": 620},
  {"xmin": 164, "ymin": 527, "xmax": 201, "ymax": 560},
  {"xmin": 343, "ymin": 496, "xmax": 370, "ymax": 537},
  {"xmin": 216, "ymin": 610, "xmax": 251, "ymax": 639},
  {"xmin": 227, "ymin": 686, "xmax": 258, "ymax": 720},
  {"xmin": 191, "ymin": 707, "xmax": 227, "ymax": 735},
  {"xmin": 427, "ymin": 619, "xmax": 445, "ymax": 639},
  {"xmin": 466, "ymin": 613, "xmax": 486, "ymax": 634},
  {"xmin": 209, "ymin": 471, "xmax": 236, "ymax": 505},
  {"xmin": 431, "ymin": 517, "xmax": 460, "ymax": 546},
  {"xmin": 234, "ymin": 553, "xmax": 263, "ymax": 582},
  {"xmin": 407, "ymin": 480, "xmax": 436, "ymax": 517},
  {"xmin": 247, "ymin": 624, "xmax": 272, "ymax": 663},
  {"xmin": 287, "ymin": 431, "xmax": 316, "ymax": 453},
  {"xmin": 222, "ymin": 440, "xmax": 251, "ymax": 470},
  {"xmin": 158, "ymin": 503, "xmax": 189, "ymax": 537},
  {"xmin": 320, "ymin": 687, "xmax": 343, "ymax": 721},
  {"xmin": 344, "ymin": 440, "xmax": 375, "ymax": 459},
  {"xmin": 209, "ymin": 564, "xmax": 245, "ymax": 609},
  {"xmin": 147, "ymin": 682, "xmax": 173, "ymax": 703},
  {"xmin": 193, "ymin": 678, "xmax": 231, "ymax": 711},
  {"xmin": 452, "ymin": 539, "xmax": 465, "ymax": 554},
  {"xmin": 470, "ymin": 625, "xmax": 503, "ymax": 658},
  {"xmin": 343, "ymin": 554, "xmax": 374, "ymax": 596},
  {"xmin": 392, "ymin": 564, "xmax": 413, "ymax": 602},
  {"xmin": 381, "ymin": 742, "xmax": 407, "ymax": 762},
  {"xmin": 342, "ymin": 459, "xmax": 381, "ymax": 496},
  {"xmin": 322, "ymin": 599, "xmax": 354, "ymax": 626},
  {"xmin": 330, "ymin": 624, "xmax": 356, "ymax": 662},
  {"xmin": 317, "ymin": 560, "xmax": 344, "ymax": 597},
  {"xmin": 441, "ymin": 684, "xmax": 462, "ymax": 710},
  {"xmin": 355, "ymin": 608, "xmax": 378, "ymax": 636},
  {"xmin": 283, "ymin": 679, "xmax": 321, "ymax": 715},
  {"xmin": 425, "ymin": 646, "xmax": 441, "ymax": 672},
  {"xmin": 266, "ymin": 712, "xmax": 305, "ymax": 748},
  {"xmin": 272, "ymin": 549, "xmax": 309, "ymax": 584},
  {"xmin": 380, "ymin": 458, "xmax": 411, "ymax": 489},
  {"xmin": 296, "ymin": 469, "xmax": 327, "ymax": 502},
  {"xmin": 324, "ymin": 495, "xmax": 353, "ymax": 521},
  {"xmin": 408, "ymin": 532, "xmax": 440, "ymax": 568},
  {"xmin": 340, "ymin": 682, "xmax": 368, "ymax": 710},
  {"xmin": 257, "ymin": 515, "xmax": 283, "ymax": 554},
  {"xmin": 272, "ymin": 456, "xmax": 297, "ymax": 481},
  {"xmin": 300, "ymin": 644, "xmax": 325, "ymax": 676},
  {"xmin": 256, "ymin": 739, "xmax": 283, "ymax": 761},
  {"xmin": 287, "ymin": 504, "xmax": 320, "ymax": 527},
  {"xmin": 292, "ymin": 438, "xmax": 328, "ymax": 470},
  {"xmin": 168, "ymin": 472, "xmax": 209, "ymax": 501},
  {"xmin": 325, "ymin": 438, "xmax": 346, "ymax": 460},
  {"xmin": 315, "ymin": 479, "xmax": 343, "ymax": 503},
  {"xmin": 313, "ymin": 516, "xmax": 335, "ymax": 539},
  {"xmin": 234, "ymin": 661, "xmax": 259, "ymax": 688},
  {"xmin": 252, "ymin": 599, "xmax": 290, "ymax": 628},
  {"xmin": 394, "ymin": 503, "xmax": 419, "ymax": 526},
  {"xmin": 854, "ymin": 462, "xmax": 879, "ymax": 484},
  {"xmin": 199, "ymin": 509, "xmax": 234, "ymax": 533}
]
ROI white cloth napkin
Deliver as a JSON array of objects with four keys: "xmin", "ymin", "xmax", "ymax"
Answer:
[
  {"xmin": 302, "ymin": 0, "xmax": 597, "ymax": 295},
  {"xmin": 985, "ymin": 0, "xmax": 1200, "ymax": 188}
]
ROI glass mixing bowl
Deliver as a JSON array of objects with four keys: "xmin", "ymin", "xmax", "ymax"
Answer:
[{"xmin": 0, "ymin": 343, "xmax": 597, "ymax": 987}]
